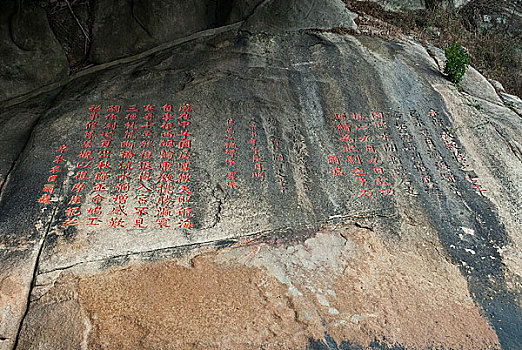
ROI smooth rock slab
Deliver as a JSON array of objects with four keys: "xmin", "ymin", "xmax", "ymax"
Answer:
[{"xmin": 0, "ymin": 16, "xmax": 521, "ymax": 350}]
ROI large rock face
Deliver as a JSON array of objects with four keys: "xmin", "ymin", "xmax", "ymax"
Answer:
[
  {"xmin": 242, "ymin": 0, "xmax": 357, "ymax": 33},
  {"xmin": 0, "ymin": 0, "xmax": 69, "ymax": 102},
  {"xmin": 0, "ymin": 0, "xmax": 521, "ymax": 349},
  {"xmin": 88, "ymin": 0, "xmax": 210, "ymax": 63},
  {"xmin": 0, "ymin": 0, "xmax": 267, "ymax": 102}
]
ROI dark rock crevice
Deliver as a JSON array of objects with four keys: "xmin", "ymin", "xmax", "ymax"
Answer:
[
  {"xmin": 8, "ymin": 0, "xmax": 31, "ymax": 52},
  {"xmin": 0, "ymin": 87, "xmax": 65, "ymax": 202},
  {"xmin": 0, "ymin": 0, "xmax": 69, "ymax": 102},
  {"xmin": 131, "ymin": 0, "xmax": 152, "ymax": 38},
  {"xmin": 489, "ymin": 120, "xmax": 522, "ymax": 163},
  {"xmin": 11, "ymin": 192, "xmax": 63, "ymax": 350},
  {"xmin": 209, "ymin": 184, "xmax": 226, "ymax": 228}
]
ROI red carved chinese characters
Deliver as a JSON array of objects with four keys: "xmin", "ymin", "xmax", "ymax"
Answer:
[
  {"xmin": 38, "ymin": 103, "xmax": 198, "ymax": 230},
  {"xmin": 249, "ymin": 117, "xmax": 265, "ymax": 180},
  {"xmin": 38, "ymin": 144, "xmax": 68, "ymax": 206},
  {"xmin": 225, "ymin": 118, "xmax": 238, "ymax": 189},
  {"xmin": 175, "ymin": 103, "xmax": 195, "ymax": 229},
  {"xmin": 437, "ymin": 111, "xmax": 486, "ymax": 196},
  {"xmin": 331, "ymin": 111, "xmax": 394, "ymax": 197},
  {"xmin": 154, "ymin": 103, "xmax": 174, "ymax": 229}
]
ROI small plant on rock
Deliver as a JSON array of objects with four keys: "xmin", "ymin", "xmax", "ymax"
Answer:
[
  {"xmin": 444, "ymin": 42, "xmax": 470, "ymax": 89},
  {"xmin": 468, "ymin": 102, "xmax": 483, "ymax": 111}
]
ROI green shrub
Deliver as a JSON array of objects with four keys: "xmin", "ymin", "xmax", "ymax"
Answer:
[
  {"xmin": 444, "ymin": 42, "xmax": 470, "ymax": 89},
  {"xmin": 468, "ymin": 102, "xmax": 483, "ymax": 111}
]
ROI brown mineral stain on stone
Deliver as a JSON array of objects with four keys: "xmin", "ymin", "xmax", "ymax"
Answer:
[
  {"xmin": 16, "ymin": 276, "xmax": 87, "ymax": 350},
  {"xmin": 78, "ymin": 255, "xmax": 321, "ymax": 350},
  {"xmin": 73, "ymin": 223, "xmax": 500, "ymax": 349},
  {"xmin": 0, "ymin": 269, "xmax": 31, "ymax": 345},
  {"xmin": 0, "ymin": 275, "xmax": 25, "ymax": 325},
  {"xmin": 321, "ymin": 225, "xmax": 501, "ymax": 349},
  {"xmin": 224, "ymin": 224, "xmax": 501, "ymax": 349}
]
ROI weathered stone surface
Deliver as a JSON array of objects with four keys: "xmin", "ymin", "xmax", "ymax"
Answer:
[
  {"xmin": 0, "ymin": 91, "xmax": 61, "ymax": 190},
  {"xmin": 226, "ymin": 0, "xmax": 264, "ymax": 24},
  {"xmin": 242, "ymin": 0, "xmax": 357, "ymax": 33},
  {"xmin": 500, "ymin": 92, "xmax": 522, "ymax": 116},
  {"xmin": 18, "ymin": 224, "xmax": 500, "ymax": 349},
  {"xmin": 489, "ymin": 79, "xmax": 506, "ymax": 94},
  {"xmin": 16, "ymin": 278, "xmax": 86, "ymax": 350},
  {"xmin": 89, "ymin": 0, "xmax": 208, "ymax": 64},
  {"xmin": 461, "ymin": 66, "xmax": 503, "ymax": 105},
  {"xmin": 358, "ymin": 0, "xmax": 473, "ymax": 11},
  {"xmin": 0, "ymin": 1, "xmax": 521, "ymax": 349},
  {"xmin": 0, "ymin": 0, "xmax": 69, "ymax": 102},
  {"xmin": 356, "ymin": 0, "xmax": 426, "ymax": 11}
]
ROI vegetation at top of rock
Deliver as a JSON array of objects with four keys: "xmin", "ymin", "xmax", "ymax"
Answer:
[
  {"xmin": 444, "ymin": 42, "xmax": 470, "ymax": 89},
  {"xmin": 344, "ymin": 0, "xmax": 522, "ymax": 97}
]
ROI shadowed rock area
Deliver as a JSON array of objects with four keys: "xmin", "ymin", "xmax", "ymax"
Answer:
[{"xmin": 0, "ymin": 0, "xmax": 521, "ymax": 349}]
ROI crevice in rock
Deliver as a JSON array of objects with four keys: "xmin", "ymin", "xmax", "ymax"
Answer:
[
  {"xmin": 0, "ymin": 87, "xmax": 64, "ymax": 200},
  {"xmin": 490, "ymin": 121, "xmax": 522, "ymax": 162},
  {"xmin": 5, "ymin": 86, "xmax": 66, "ymax": 349},
  {"xmin": 424, "ymin": 44, "xmax": 442, "ymax": 72},
  {"xmin": 353, "ymin": 221, "xmax": 374, "ymax": 231},
  {"xmin": 8, "ymin": 0, "xmax": 31, "ymax": 52},
  {"xmin": 38, "ymin": 232, "xmax": 276, "ymax": 275},
  {"xmin": 328, "ymin": 210, "xmax": 398, "ymax": 223},
  {"xmin": 86, "ymin": 0, "xmax": 95, "ymax": 59},
  {"xmin": 0, "ymin": 22, "xmax": 242, "ymax": 109},
  {"xmin": 499, "ymin": 93, "xmax": 522, "ymax": 117},
  {"xmin": 506, "ymin": 104, "xmax": 522, "ymax": 117},
  {"xmin": 12, "ymin": 199, "xmax": 63, "ymax": 349},
  {"xmin": 243, "ymin": 0, "xmax": 268, "ymax": 21},
  {"xmin": 460, "ymin": 88, "xmax": 504, "ymax": 108},
  {"xmin": 209, "ymin": 183, "xmax": 226, "ymax": 229},
  {"xmin": 131, "ymin": 0, "xmax": 152, "ymax": 38},
  {"xmin": 241, "ymin": 0, "xmax": 270, "ymax": 24},
  {"xmin": 0, "ymin": 159, "xmax": 18, "ymax": 203}
]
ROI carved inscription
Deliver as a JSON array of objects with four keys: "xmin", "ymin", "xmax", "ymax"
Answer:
[
  {"xmin": 329, "ymin": 112, "xmax": 394, "ymax": 197},
  {"xmin": 38, "ymin": 107, "xmax": 486, "ymax": 229}
]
